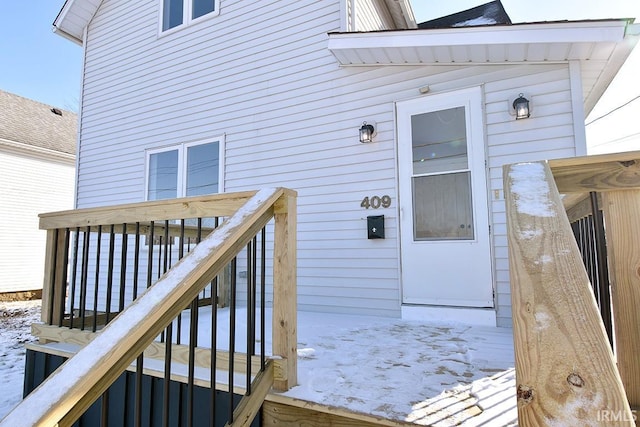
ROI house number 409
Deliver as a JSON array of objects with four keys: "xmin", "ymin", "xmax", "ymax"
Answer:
[{"xmin": 360, "ymin": 195, "xmax": 391, "ymax": 209}]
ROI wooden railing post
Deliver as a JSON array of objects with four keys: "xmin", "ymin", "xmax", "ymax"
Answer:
[
  {"xmin": 272, "ymin": 190, "xmax": 297, "ymax": 391},
  {"xmin": 41, "ymin": 229, "xmax": 68, "ymax": 326},
  {"xmin": 601, "ymin": 189, "xmax": 640, "ymax": 409},
  {"xmin": 504, "ymin": 161, "xmax": 633, "ymax": 426}
]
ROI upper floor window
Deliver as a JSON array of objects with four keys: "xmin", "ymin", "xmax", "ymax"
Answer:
[
  {"xmin": 146, "ymin": 138, "xmax": 223, "ymax": 201},
  {"xmin": 162, "ymin": 0, "xmax": 220, "ymax": 32}
]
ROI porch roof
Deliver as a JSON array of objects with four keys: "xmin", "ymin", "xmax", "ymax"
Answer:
[{"xmin": 328, "ymin": 20, "xmax": 640, "ymax": 115}]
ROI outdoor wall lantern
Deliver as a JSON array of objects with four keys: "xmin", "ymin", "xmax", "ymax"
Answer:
[
  {"xmin": 359, "ymin": 121, "xmax": 376, "ymax": 143},
  {"xmin": 513, "ymin": 93, "xmax": 530, "ymax": 120}
]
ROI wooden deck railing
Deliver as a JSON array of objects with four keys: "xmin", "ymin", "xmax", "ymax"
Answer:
[
  {"xmin": 566, "ymin": 192, "xmax": 613, "ymax": 345},
  {"xmin": 0, "ymin": 188, "xmax": 297, "ymax": 427},
  {"xmin": 504, "ymin": 151, "xmax": 640, "ymax": 426}
]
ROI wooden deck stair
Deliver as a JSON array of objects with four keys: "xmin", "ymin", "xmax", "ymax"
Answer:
[{"xmin": 1, "ymin": 188, "xmax": 297, "ymax": 427}]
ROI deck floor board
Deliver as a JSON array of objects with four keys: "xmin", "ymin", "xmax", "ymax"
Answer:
[
  {"xmin": 33, "ymin": 308, "xmax": 518, "ymax": 426},
  {"xmin": 187, "ymin": 308, "xmax": 518, "ymax": 426}
]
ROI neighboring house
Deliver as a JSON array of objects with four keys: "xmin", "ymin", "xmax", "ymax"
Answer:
[
  {"xmin": 0, "ymin": 90, "xmax": 76, "ymax": 297},
  {"xmin": 51, "ymin": 0, "xmax": 638, "ymax": 327}
]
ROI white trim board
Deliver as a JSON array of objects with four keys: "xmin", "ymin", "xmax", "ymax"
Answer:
[{"xmin": 401, "ymin": 305, "xmax": 497, "ymax": 327}]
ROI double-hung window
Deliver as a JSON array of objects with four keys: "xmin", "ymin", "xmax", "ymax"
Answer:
[
  {"xmin": 161, "ymin": 0, "xmax": 220, "ymax": 32},
  {"xmin": 146, "ymin": 138, "xmax": 223, "ymax": 201}
]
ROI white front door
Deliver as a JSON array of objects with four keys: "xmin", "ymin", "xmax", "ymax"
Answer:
[{"xmin": 397, "ymin": 87, "xmax": 493, "ymax": 308}]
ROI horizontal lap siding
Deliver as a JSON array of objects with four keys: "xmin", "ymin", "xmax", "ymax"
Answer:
[
  {"xmin": 77, "ymin": 0, "xmax": 578, "ymax": 321},
  {"xmin": 354, "ymin": 0, "xmax": 395, "ymax": 31},
  {"xmin": 484, "ymin": 64, "xmax": 576, "ymax": 327},
  {"xmin": 78, "ymin": 0, "xmax": 404, "ymax": 317},
  {"xmin": 0, "ymin": 150, "xmax": 75, "ymax": 292}
]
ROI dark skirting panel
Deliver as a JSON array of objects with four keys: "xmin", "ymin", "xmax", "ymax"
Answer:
[{"xmin": 23, "ymin": 349, "xmax": 260, "ymax": 427}]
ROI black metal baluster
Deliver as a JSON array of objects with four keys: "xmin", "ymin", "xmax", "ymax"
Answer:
[
  {"xmin": 69, "ymin": 227, "xmax": 80, "ymax": 329},
  {"xmin": 105, "ymin": 224, "xmax": 115, "ymax": 323},
  {"xmin": 147, "ymin": 221, "xmax": 155, "ymax": 290},
  {"xmin": 590, "ymin": 192, "xmax": 613, "ymax": 346},
  {"xmin": 158, "ymin": 235, "xmax": 163, "ymax": 280},
  {"xmin": 101, "ymin": 389, "xmax": 109, "ymax": 427},
  {"xmin": 79, "ymin": 227, "xmax": 91, "ymax": 330},
  {"xmin": 123, "ymin": 372, "xmax": 130, "ymax": 427},
  {"xmin": 177, "ymin": 220, "xmax": 185, "ymax": 345},
  {"xmin": 587, "ymin": 217, "xmax": 598, "ymax": 300},
  {"xmin": 260, "ymin": 227, "xmax": 266, "ymax": 369},
  {"xmin": 163, "ymin": 220, "xmax": 170, "ymax": 274},
  {"xmin": 158, "ymin": 229, "xmax": 165, "ymax": 343},
  {"xmin": 92, "ymin": 226, "xmax": 102, "ymax": 333},
  {"xmin": 119, "ymin": 223, "xmax": 128, "ymax": 312},
  {"xmin": 246, "ymin": 241, "xmax": 253, "ymax": 394},
  {"xmin": 133, "ymin": 222, "xmax": 141, "ymax": 301},
  {"xmin": 148, "ymin": 378, "xmax": 155, "ymax": 427},
  {"xmin": 251, "ymin": 235, "xmax": 257, "ymax": 357},
  {"xmin": 187, "ymin": 219, "xmax": 203, "ymax": 427},
  {"xmin": 187, "ymin": 298, "xmax": 198, "ymax": 427},
  {"xmin": 134, "ymin": 354, "xmax": 143, "ymax": 427},
  {"xmin": 210, "ymin": 275, "xmax": 218, "ymax": 427},
  {"xmin": 163, "ymin": 322, "xmax": 173, "ymax": 427},
  {"xmin": 228, "ymin": 257, "xmax": 237, "ymax": 424}
]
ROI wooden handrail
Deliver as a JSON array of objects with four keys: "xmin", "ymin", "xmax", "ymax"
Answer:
[
  {"xmin": 504, "ymin": 161, "xmax": 634, "ymax": 426},
  {"xmin": 38, "ymin": 191, "xmax": 258, "ymax": 229},
  {"xmin": 1, "ymin": 187, "xmax": 296, "ymax": 427},
  {"xmin": 549, "ymin": 149, "xmax": 640, "ymax": 193}
]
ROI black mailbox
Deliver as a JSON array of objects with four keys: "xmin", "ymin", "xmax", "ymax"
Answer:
[{"xmin": 367, "ymin": 215, "xmax": 385, "ymax": 239}]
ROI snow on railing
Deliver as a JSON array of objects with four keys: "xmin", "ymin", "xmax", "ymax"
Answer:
[
  {"xmin": 504, "ymin": 152, "xmax": 640, "ymax": 426},
  {"xmin": 1, "ymin": 188, "xmax": 297, "ymax": 426}
]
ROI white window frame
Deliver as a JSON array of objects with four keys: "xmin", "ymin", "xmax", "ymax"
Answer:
[
  {"xmin": 159, "ymin": 0, "xmax": 221, "ymax": 36},
  {"xmin": 145, "ymin": 136, "xmax": 225, "ymax": 201}
]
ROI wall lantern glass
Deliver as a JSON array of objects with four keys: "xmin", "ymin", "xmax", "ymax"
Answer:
[
  {"xmin": 359, "ymin": 122, "xmax": 375, "ymax": 143},
  {"xmin": 513, "ymin": 94, "xmax": 530, "ymax": 120}
]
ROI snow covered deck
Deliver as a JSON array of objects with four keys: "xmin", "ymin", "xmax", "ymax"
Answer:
[
  {"xmin": 267, "ymin": 310, "xmax": 517, "ymax": 426},
  {"xmin": 31, "ymin": 307, "xmax": 517, "ymax": 426}
]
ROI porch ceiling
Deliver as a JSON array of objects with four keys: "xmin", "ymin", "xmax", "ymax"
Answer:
[{"xmin": 328, "ymin": 20, "xmax": 640, "ymax": 115}]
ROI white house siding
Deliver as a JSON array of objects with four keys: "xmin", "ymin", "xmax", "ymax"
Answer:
[
  {"xmin": 354, "ymin": 0, "xmax": 395, "ymax": 31},
  {"xmin": 76, "ymin": 0, "xmax": 580, "ymax": 322},
  {"xmin": 484, "ymin": 65, "xmax": 578, "ymax": 327},
  {"xmin": 0, "ymin": 148, "xmax": 75, "ymax": 293}
]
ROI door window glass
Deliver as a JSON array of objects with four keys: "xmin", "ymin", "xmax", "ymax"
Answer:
[
  {"xmin": 412, "ymin": 172, "xmax": 474, "ymax": 240},
  {"xmin": 411, "ymin": 107, "xmax": 468, "ymax": 175},
  {"xmin": 411, "ymin": 106, "xmax": 474, "ymax": 240}
]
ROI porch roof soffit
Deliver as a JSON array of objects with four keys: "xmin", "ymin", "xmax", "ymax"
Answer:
[
  {"xmin": 52, "ymin": 0, "xmax": 102, "ymax": 45},
  {"xmin": 328, "ymin": 20, "xmax": 640, "ymax": 115}
]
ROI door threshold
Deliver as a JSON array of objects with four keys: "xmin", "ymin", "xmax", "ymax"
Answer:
[{"xmin": 401, "ymin": 305, "xmax": 496, "ymax": 327}]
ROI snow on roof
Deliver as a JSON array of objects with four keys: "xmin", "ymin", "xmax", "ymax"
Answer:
[{"xmin": 418, "ymin": 0, "xmax": 511, "ymax": 29}]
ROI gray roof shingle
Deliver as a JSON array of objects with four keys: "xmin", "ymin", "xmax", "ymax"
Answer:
[{"xmin": 0, "ymin": 90, "xmax": 77, "ymax": 155}]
